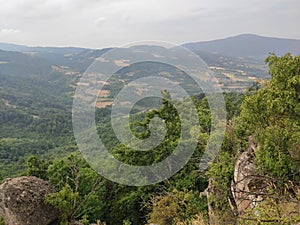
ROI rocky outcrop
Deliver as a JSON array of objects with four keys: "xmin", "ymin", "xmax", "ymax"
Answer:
[
  {"xmin": 202, "ymin": 135, "xmax": 300, "ymax": 224},
  {"xmin": 0, "ymin": 176, "xmax": 60, "ymax": 225},
  {"xmin": 231, "ymin": 136, "xmax": 266, "ymax": 214},
  {"xmin": 202, "ymin": 178, "xmax": 220, "ymax": 225}
]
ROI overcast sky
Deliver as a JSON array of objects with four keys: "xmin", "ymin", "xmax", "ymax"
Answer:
[{"xmin": 0, "ymin": 0, "xmax": 299, "ymax": 48}]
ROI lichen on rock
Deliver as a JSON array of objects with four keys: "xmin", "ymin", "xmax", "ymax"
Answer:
[{"xmin": 0, "ymin": 176, "xmax": 60, "ymax": 225}]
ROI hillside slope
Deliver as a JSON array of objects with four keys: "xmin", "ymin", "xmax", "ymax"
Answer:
[{"xmin": 183, "ymin": 34, "xmax": 300, "ymax": 58}]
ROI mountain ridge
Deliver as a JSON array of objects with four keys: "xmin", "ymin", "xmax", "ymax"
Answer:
[
  {"xmin": 182, "ymin": 33, "xmax": 300, "ymax": 58},
  {"xmin": 1, "ymin": 34, "xmax": 300, "ymax": 57},
  {"xmin": 0, "ymin": 42, "xmax": 88, "ymax": 55}
]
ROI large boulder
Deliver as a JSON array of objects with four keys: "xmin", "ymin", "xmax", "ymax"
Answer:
[{"xmin": 0, "ymin": 176, "xmax": 60, "ymax": 225}]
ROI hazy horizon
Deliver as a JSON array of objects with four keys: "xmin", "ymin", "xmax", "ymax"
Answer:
[{"xmin": 1, "ymin": 33, "xmax": 300, "ymax": 50}]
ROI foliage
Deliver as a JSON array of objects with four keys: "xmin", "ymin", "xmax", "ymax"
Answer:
[
  {"xmin": 0, "ymin": 217, "xmax": 4, "ymax": 225},
  {"xmin": 207, "ymin": 54, "xmax": 300, "ymax": 224},
  {"xmin": 46, "ymin": 153, "xmax": 104, "ymax": 224},
  {"xmin": 26, "ymin": 155, "xmax": 50, "ymax": 180},
  {"xmin": 176, "ymin": 213, "xmax": 208, "ymax": 225},
  {"xmin": 236, "ymin": 53, "xmax": 300, "ymax": 181},
  {"xmin": 38, "ymin": 91, "xmax": 216, "ymax": 225},
  {"xmin": 45, "ymin": 184, "xmax": 77, "ymax": 225},
  {"xmin": 111, "ymin": 90, "xmax": 182, "ymax": 165},
  {"xmin": 238, "ymin": 187, "xmax": 300, "ymax": 225},
  {"xmin": 147, "ymin": 189, "xmax": 207, "ymax": 225},
  {"xmin": 0, "ymin": 54, "xmax": 75, "ymax": 177}
]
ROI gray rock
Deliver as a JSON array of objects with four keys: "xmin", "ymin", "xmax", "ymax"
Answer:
[
  {"xmin": 69, "ymin": 222, "xmax": 84, "ymax": 225},
  {"xmin": 231, "ymin": 136, "xmax": 266, "ymax": 213},
  {"xmin": 0, "ymin": 176, "xmax": 60, "ymax": 225}
]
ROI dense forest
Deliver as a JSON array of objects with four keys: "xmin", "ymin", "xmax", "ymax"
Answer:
[{"xmin": 0, "ymin": 53, "xmax": 299, "ymax": 225}]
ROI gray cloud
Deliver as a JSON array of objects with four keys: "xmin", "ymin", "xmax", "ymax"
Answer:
[
  {"xmin": 94, "ymin": 17, "xmax": 108, "ymax": 27},
  {"xmin": 0, "ymin": 0, "xmax": 299, "ymax": 48}
]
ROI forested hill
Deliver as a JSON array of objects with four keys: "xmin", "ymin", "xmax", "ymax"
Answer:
[
  {"xmin": 0, "ymin": 49, "xmax": 75, "ymax": 176},
  {"xmin": 183, "ymin": 33, "xmax": 300, "ymax": 59},
  {"xmin": 0, "ymin": 36, "xmax": 299, "ymax": 225}
]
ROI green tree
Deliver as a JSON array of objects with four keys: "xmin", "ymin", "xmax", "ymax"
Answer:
[
  {"xmin": 26, "ymin": 155, "xmax": 50, "ymax": 180},
  {"xmin": 147, "ymin": 189, "xmax": 207, "ymax": 225},
  {"xmin": 45, "ymin": 184, "xmax": 77, "ymax": 225},
  {"xmin": 47, "ymin": 153, "xmax": 104, "ymax": 224},
  {"xmin": 236, "ymin": 53, "xmax": 300, "ymax": 180}
]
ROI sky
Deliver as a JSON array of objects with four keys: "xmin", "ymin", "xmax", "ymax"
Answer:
[{"xmin": 0, "ymin": 0, "xmax": 299, "ymax": 49}]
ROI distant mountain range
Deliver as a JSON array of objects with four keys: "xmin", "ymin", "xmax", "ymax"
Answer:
[
  {"xmin": 0, "ymin": 42, "xmax": 87, "ymax": 55},
  {"xmin": 1, "ymin": 34, "xmax": 300, "ymax": 59},
  {"xmin": 183, "ymin": 34, "xmax": 300, "ymax": 59}
]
